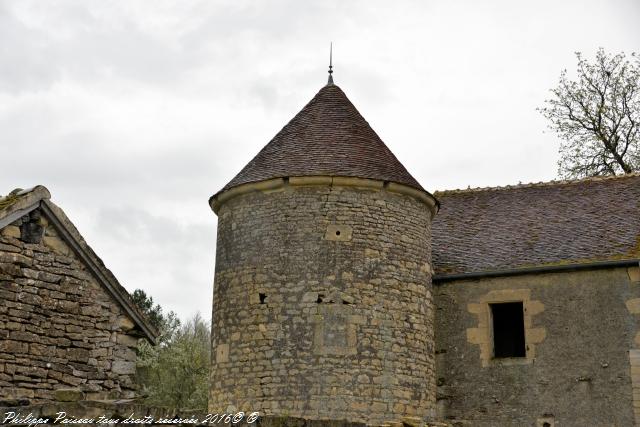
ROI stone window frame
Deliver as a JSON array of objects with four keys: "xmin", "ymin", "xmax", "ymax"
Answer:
[
  {"xmin": 311, "ymin": 304, "xmax": 365, "ymax": 356},
  {"xmin": 466, "ymin": 289, "xmax": 545, "ymax": 367}
]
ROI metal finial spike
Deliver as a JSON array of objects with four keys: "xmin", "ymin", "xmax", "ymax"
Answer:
[{"xmin": 328, "ymin": 42, "xmax": 334, "ymax": 84}]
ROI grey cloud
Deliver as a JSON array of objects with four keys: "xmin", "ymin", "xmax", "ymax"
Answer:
[
  {"xmin": 2, "ymin": 0, "xmax": 639, "ymax": 320},
  {"xmin": 92, "ymin": 206, "xmax": 214, "ymax": 318}
]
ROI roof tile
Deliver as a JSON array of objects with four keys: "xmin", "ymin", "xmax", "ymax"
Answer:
[
  {"xmin": 216, "ymin": 83, "xmax": 424, "ymax": 195},
  {"xmin": 432, "ymin": 174, "xmax": 640, "ymax": 275}
]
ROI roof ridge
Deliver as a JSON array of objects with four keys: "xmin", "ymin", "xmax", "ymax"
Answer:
[
  {"xmin": 0, "ymin": 186, "xmax": 51, "ymax": 223},
  {"xmin": 434, "ymin": 172, "xmax": 640, "ymax": 195}
]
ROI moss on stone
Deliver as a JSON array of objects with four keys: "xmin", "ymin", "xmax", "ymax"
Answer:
[{"xmin": 0, "ymin": 189, "xmax": 23, "ymax": 211}]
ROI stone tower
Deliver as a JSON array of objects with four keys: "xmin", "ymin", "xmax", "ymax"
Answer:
[{"xmin": 209, "ymin": 78, "xmax": 438, "ymax": 424}]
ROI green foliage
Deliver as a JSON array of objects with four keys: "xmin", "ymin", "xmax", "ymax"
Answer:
[
  {"xmin": 131, "ymin": 289, "xmax": 210, "ymax": 410},
  {"xmin": 136, "ymin": 312, "xmax": 210, "ymax": 410},
  {"xmin": 539, "ymin": 49, "xmax": 640, "ymax": 178},
  {"xmin": 131, "ymin": 289, "xmax": 167, "ymax": 333}
]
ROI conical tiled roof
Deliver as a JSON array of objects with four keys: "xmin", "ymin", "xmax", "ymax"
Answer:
[{"xmin": 216, "ymin": 83, "xmax": 424, "ymax": 195}]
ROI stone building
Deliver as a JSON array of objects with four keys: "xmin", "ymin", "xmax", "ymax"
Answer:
[
  {"xmin": 433, "ymin": 175, "xmax": 640, "ymax": 426},
  {"xmin": 0, "ymin": 186, "xmax": 157, "ymax": 403},
  {"xmin": 209, "ymin": 81, "xmax": 438, "ymax": 424},
  {"xmin": 210, "ymin": 76, "xmax": 640, "ymax": 427}
]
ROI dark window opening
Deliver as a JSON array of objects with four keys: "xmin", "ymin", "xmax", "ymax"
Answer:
[
  {"xmin": 259, "ymin": 293, "xmax": 267, "ymax": 304},
  {"xmin": 316, "ymin": 294, "xmax": 324, "ymax": 304},
  {"xmin": 335, "ymin": 230, "xmax": 341, "ymax": 236},
  {"xmin": 542, "ymin": 423, "xmax": 551, "ymax": 427},
  {"xmin": 491, "ymin": 302, "xmax": 526, "ymax": 358}
]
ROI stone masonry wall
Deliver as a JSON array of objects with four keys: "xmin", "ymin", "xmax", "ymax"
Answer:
[
  {"xmin": 211, "ymin": 182, "xmax": 435, "ymax": 424},
  {"xmin": 434, "ymin": 266, "xmax": 640, "ymax": 427},
  {"xmin": 0, "ymin": 208, "xmax": 141, "ymax": 402}
]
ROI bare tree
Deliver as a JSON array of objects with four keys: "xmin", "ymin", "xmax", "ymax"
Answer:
[{"xmin": 539, "ymin": 49, "xmax": 640, "ymax": 178}]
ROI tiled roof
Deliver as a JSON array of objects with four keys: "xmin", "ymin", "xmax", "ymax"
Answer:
[
  {"xmin": 216, "ymin": 83, "xmax": 424, "ymax": 195},
  {"xmin": 432, "ymin": 173, "xmax": 640, "ymax": 275}
]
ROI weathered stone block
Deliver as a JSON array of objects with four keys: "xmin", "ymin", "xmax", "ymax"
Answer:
[
  {"xmin": 0, "ymin": 340, "xmax": 28, "ymax": 353},
  {"xmin": 116, "ymin": 315, "xmax": 135, "ymax": 331},
  {"xmin": 216, "ymin": 343, "xmax": 230, "ymax": 363},
  {"xmin": 9, "ymin": 331, "xmax": 40, "ymax": 343},
  {"xmin": 60, "ymin": 374, "xmax": 83, "ymax": 386},
  {"xmin": 9, "ymin": 387, "xmax": 34, "ymax": 398},
  {"xmin": 42, "ymin": 236, "xmax": 70, "ymax": 256},
  {"xmin": 67, "ymin": 348, "xmax": 90, "ymax": 362},
  {"xmin": 115, "ymin": 334, "xmax": 138, "ymax": 348},
  {"xmin": 0, "ymin": 252, "xmax": 32, "ymax": 267},
  {"xmin": 22, "ymin": 269, "xmax": 60, "ymax": 284},
  {"xmin": 0, "ymin": 242, "xmax": 21, "ymax": 252},
  {"xmin": 324, "ymin": 224, "xmax": 353, "ymax": 241},
  {"xmin": 16, "ymin": 292, "xmax": 43, "ymax": 306},
  {"xmin": 47, "ymin": 370, "xmax": 63, "ymax": 381},
  {"xmin": 57, "ymin": 300, "xmax": 79, "ymax": 314},
  {"xmin": 4, "ymin": 321, "xmax": 21, "ymax": 331},
  {"xmin": 80, "ymin": 304, "xmax": 102, "ymax": 317},
  {"xmin": 1, "ymin": 226, "xmax": 21, "ymax": 239},
  {"xmin": 113, "ymin": 345, "xmax": 136, "ymax": 361},
  {"xmin": 90, "ymin": 348, "xmax": 108, "ymax": 358},
  {"xmin": 65, "ymin": 324, "xmax": 83, "ymax": 333},
  {"xmin": 53, "ymin": 388, "xmax": 85, "ymax": 402},
  {"xmin": 0, "ymin": 262, "xmax": 22, "ymax": 276},
  {"xmin": 111, "ymin": 360, "xmax": 136, "ymax": 375}
]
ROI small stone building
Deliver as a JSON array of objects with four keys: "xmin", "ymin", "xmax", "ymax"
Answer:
[
  {"xmin": 0, "ymin": 186, "xmax": 157, "ymax": 403},
  {"xmin": 210, "ymin": 74, "xmax": 640, "ymax": 426}
]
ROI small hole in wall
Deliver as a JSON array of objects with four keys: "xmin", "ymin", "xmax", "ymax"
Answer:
[
  {"xmin": 342, "ymin": 299, "xmax": 352, "ymax": 305},
  {"xmin": 259, "ymin": 293, "xmax": 267, "ymax": 304},
  {"xmin": 335, "ymin": 230, "xmax": 341, "ymax": 236},
  {"xmin": 316, "ymin": 294, "xmax": 324, "ymax": 303},
  {"xmin": 543, "ymin": 423, "xmax": 551, "ymax": 427}
]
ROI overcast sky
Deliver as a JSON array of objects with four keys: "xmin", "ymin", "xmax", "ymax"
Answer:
[{"xmin": 1, "ymin": 0, "xmax": 638, "ymax": 320}]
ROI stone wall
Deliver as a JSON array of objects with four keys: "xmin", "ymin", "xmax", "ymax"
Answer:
[
  {"xmin": 210, "ymin": 180, "xmax": 436, "ymax": 424},
  {"xmin": 0, "ymin": 208, "xmax": 142, "ymax": 402},
  {"xmin": 0, "ymin": 401, "xmax": 453, "ymax": 427},
  {"xmin": 434, "ymin": 266, "xmax": 640, "ymax": 426}
]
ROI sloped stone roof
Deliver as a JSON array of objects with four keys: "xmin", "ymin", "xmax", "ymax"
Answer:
[
  {"xmin": 0, "ymin": 186, "xmax": 158, "ymax": 343},
  {"xmin": 0, "ymin": 186, "xmax": 52, "ymax": 228},
  {"xmin": 216, "ymin": 83, "xmax": 424, "ymax": 195},
  {"xmin": 432, "ymin": 173, "xmax": 640, "ymax": 276}
]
